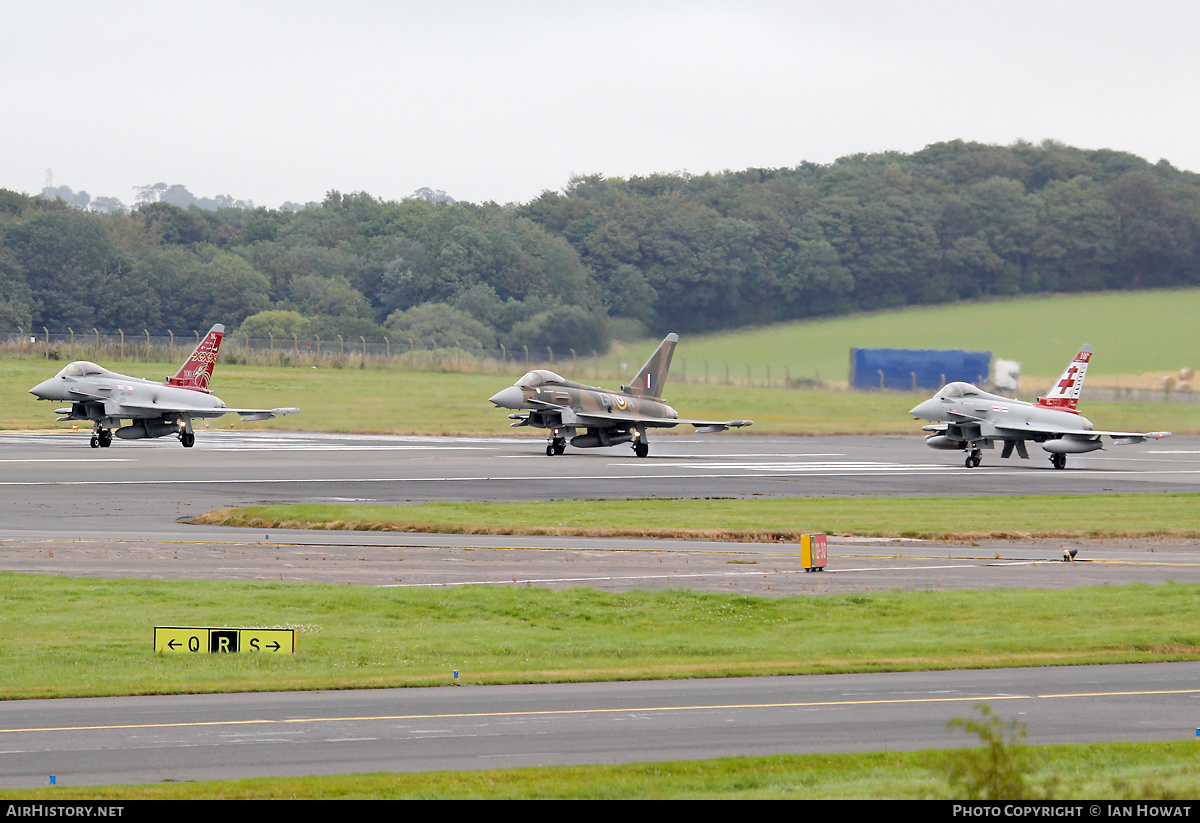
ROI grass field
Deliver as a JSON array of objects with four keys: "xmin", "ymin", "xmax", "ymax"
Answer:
[
  {"xmin": 195, "ymin": 492, "xmax": 1200, "ymax": 541},
  {"xmin": 3, "ymin": 573, "xmax": 1199, "ymax": 700},
  {"xmin": 599, "ymin": 288, "xmax": 1200, "ymax": 386}
]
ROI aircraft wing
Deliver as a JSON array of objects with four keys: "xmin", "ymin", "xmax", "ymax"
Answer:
[
  {"xmin": 546, "ymin": 407, "xmax": 751, "ymax": 431},
  {"xmin": 226, "ymin": 407, "xmax": 301, "ymax": 421},
  {"xmin": 990, "ymin": 420, "xmax": 1171, "ymax": 444},
  {"xmin": 683, "ymin": 418, "xmax": 754, "ymax": 433},
  {"xmin": 117, "ymin": 401, "xmax": 300, "ymax": 421}
]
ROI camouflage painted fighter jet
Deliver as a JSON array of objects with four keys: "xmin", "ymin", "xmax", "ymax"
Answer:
[
  {"xmin": 909, "ymin": 344, "xmax": 1170, "ymax": 469},
  {"xmin": 29, "ymin": 324, "xmax": 299, "ymax": 448},
  {"xmin": 489, "ymin": 333, "xmax": 752, "ymax": 457}
]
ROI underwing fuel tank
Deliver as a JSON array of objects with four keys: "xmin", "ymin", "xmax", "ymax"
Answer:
[
  {"xmin": 1042, "ymin": 438, "xmax": 1103, "ymax": 455},
  {"xmin": 570, "ymin": 431, "xmax": 634, "ymax": 449},
  {"xmin": 924, "ymin": 434, "xmax": 966, "ymax": 451},
  {"xmin": 115, "ymin": 421, "xmax": 180, "ymax": 440}
]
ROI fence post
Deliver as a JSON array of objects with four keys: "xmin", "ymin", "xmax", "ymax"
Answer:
[{"xmin": 119, "ymin": 329, "xmax": 125, "ymax": 360}]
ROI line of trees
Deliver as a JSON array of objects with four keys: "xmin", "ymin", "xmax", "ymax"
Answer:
[{"xmin": 4, "ymin": 139, "xmax": 1200, "ymax": 355}]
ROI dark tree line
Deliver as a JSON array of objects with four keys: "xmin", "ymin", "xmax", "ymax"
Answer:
[{"xmin": 4, "ymin": 139, "xmax": 1200, "ymax": 354}]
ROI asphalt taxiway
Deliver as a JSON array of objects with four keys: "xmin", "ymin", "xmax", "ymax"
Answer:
[
  {"xmin": 3, "ymin": 430, "xmax": 1200, "ymax": 593},
  {"xmin": 3, "ymin": 662, "xmax": 1199, "ymax": 788}
]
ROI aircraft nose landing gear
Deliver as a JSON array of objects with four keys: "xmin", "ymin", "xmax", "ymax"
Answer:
[
  {"xmin": 545, "ymin": 437, "xmax": 565, "ymax": 456},
  {"xmin": 91, "ymin": 428, "xmax": 112, "ymax": 448},
  {"xmin": 965, "ymin": 447, "xmax": 982, "ymax": 468}
]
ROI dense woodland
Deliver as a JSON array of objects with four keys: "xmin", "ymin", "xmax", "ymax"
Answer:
[{"xmin": 4, "ymin": 139, "xmax": 1200, "ymax": 355}]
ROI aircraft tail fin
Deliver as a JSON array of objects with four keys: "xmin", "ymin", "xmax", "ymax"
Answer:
[
  {"xmin": 625, "ymin": 333, "xmax": 677, "ymax": 399},
  {"xmin": 166, "ymin": 324, "xmax": 225, "ymax": 392},
  {"xmin": 1037, "ymin": 344, "xmax": 1091, "ymax": 412}
]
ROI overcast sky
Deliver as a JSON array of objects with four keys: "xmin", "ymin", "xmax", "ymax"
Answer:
[{"xmin": 3, "ymin": 1, "xmax": 1198, "ymax": 209}]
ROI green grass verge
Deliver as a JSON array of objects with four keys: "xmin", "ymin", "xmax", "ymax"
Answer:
[
  {"xmin": 193, "ymin": 493, "xmax": 1200, "ymax": 541},
  {"xmin": 3, "ymin": 741, "xmax": 1198, "ymax": 799},
  {"xmin": 3, "ymin": 573, "xmax": 1199, "ymax": 701}
]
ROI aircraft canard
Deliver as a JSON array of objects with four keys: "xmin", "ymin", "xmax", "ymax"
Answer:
[
  {"xmin": 28, "ymin": 324, "xmax": 299, "ymax": 448},
  {"xmin": 488, "ymin": 333, "xmax": 752, "ymax": 457},
  {"xmin": 908, "ymin": 344, "xmax": 1170, "ymax": 470}
]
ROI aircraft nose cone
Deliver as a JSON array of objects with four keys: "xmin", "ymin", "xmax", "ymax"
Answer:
[
  {"xmin": 489, "ymin": 385, "xmax": 527, "ymax": 409},
  {"xmin": 908, "ymin": 399, "xmax": 940, "ymax": 419},
  {"xmin": 29, "ymin": 378, "xmax": 61, "ymax": 400}
]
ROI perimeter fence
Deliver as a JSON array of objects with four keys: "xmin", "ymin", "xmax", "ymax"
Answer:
[
  {"xmin": 4, "ymin": 328, "xmax": 1196, "ymax": 402},
  {"xmin": 0, "ymin": 328, "xmax": 826, "ymax": 390}
]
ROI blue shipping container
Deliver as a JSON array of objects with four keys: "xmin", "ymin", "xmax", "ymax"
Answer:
[{"xmin": 850, "ymin": 348, "xmax": 991, "ymax": 391}]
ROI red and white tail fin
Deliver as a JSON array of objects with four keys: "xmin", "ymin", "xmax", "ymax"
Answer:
[
  {"xmin": 1037, "ymin": 344, "xmax": 1091, "ymax": 412},
  {"xmin": 166, "ymin": 324, "xmax": 224, "ymax": 392}
]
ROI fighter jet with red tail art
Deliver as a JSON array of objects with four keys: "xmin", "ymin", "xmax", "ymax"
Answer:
[
  {"xmin": 908, "ymin": 344, "xmax": 1170, "ymax": 469},
  {"xmin": 489, "ymin": 333, "xmax": 752, "ymax": 457},
  {"xmin": 29, "ymin": 324, "xmax": 299, "ymax": 448}
]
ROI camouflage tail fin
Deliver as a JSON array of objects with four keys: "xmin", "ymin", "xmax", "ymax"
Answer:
[
  {"xmin": 1036, "ymin": 344, "xmax": 1091, "ymax": 412},
  {"xmin": 166, "ymin": 324, "xmax": 225, "ymax": 393},
  {"xmin": 626, "ymin": 333, "xmax": 677, "ymax": 399}
]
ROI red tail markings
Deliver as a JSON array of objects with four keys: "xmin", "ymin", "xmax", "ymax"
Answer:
[{"xmin": 166, "ymin": 324, "xmax": 225, "ymax": 392}]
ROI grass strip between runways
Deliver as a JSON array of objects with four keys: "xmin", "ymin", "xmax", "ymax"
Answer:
[{"xmin": 193, "ymin": 493, "xmax": 1200, "ymax": 541}]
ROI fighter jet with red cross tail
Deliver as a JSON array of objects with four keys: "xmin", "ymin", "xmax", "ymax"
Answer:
[
  {"xmin": 489, "ymin": 333, "xmax": 752, "ymax": 457},
  {"xmin": 908, "ymin": 344, "xmax": 1171, "ymax": 469}
]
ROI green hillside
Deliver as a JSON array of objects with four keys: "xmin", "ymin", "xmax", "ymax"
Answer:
[{"xmin": 600, "ymin": 289, "xmax": 1200, "ymax": 387}]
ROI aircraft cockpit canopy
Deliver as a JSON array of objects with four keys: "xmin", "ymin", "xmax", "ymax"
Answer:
[
  {"xmin": 58, "ymin": 361, "xmax": 105, "ymax": 378},
  {"xmin": 517, "ymin": 370, "xmax": 566, "ymax": 388},
  {"xmin": 936, "ymin": 382, "xmax": 981, "ymax": 399}
]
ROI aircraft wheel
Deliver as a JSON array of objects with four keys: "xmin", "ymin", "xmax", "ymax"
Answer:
[
  {"xmin": 634, "ymin": 441, "xmax": 649, "ymax": 458},
  {"xmin": 90, "ymin": 435, "xmax": 99, "ymax": 449},
  {"xmin": 181, "ymin": 431, "xmax": 195, "ymax": 448},
  {"xmin": 965, "ymin": 450, "xmax": 981, "ymax": 468},
  {"xmin": 546, "ymin": 444, "xmax": 555, "ymax": 457},
  {"xmin": 99, "ymin": 430, "xmax": 112, "ymax": 448},
  {"xmin": 553, "ymin": 442, "xmax": 565, "ymax": 455},
  {"xmin": 1051, "ymin": 453, "xmax": 1067, "ymax": 470}
]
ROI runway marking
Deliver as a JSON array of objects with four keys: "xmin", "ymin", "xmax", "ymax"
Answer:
[{"xmin": 6, "ymin": 687, "xmax": 1199, "ymax": 735}]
